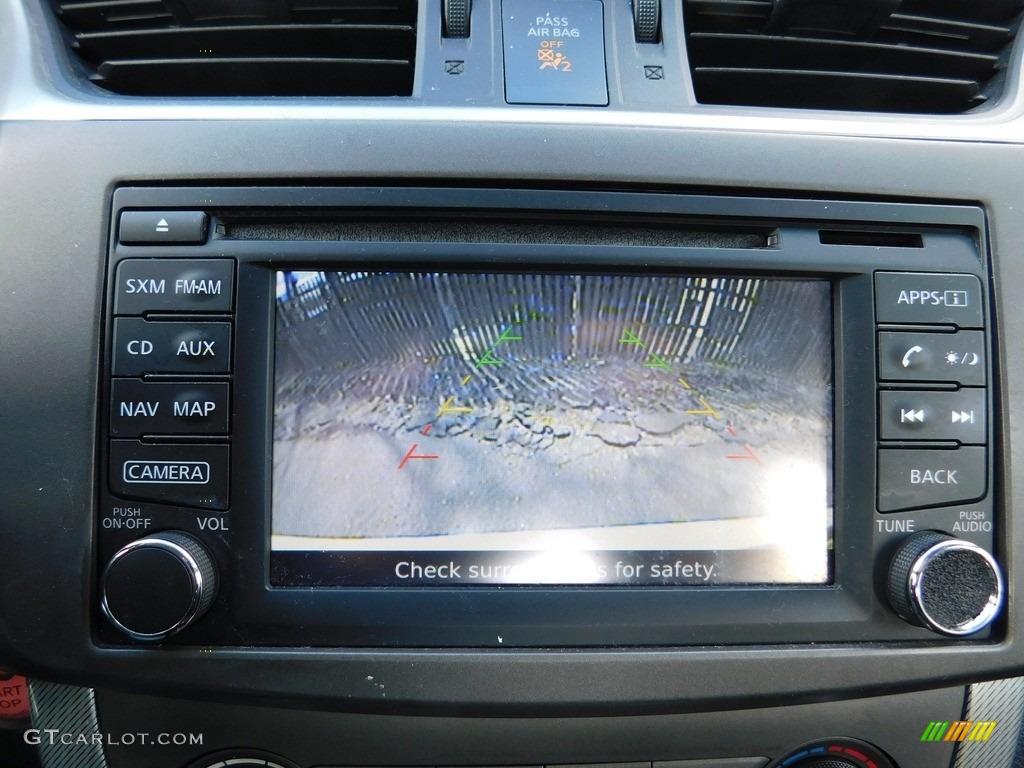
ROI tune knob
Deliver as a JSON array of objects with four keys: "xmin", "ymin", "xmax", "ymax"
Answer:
[
  {"xmin": 101, "ymin": 531, "xmax": 217, "ymax": 641},
  {"xmin": 887, "ymin": 531, "xmax": 1003, "ymax": 637}
]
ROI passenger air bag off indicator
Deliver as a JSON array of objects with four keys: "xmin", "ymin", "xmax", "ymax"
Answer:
[
  {"xmin": 0, "ymin": 670, "xmax": 30, "ymax": 723},
  {"xmin": 502, "ymin": 0, "xmax": 608, "ymax": 105}
]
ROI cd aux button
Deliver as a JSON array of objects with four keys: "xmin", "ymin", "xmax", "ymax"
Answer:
[
  {"xmin": 110, "ymin": 441, "xmax": 229, "ymax": 510},
  {"xmin": 114, "ymin": 259, "xmax": 234, "ymax": 315},
  {"xmin": 877, "ymin": 447, "xmax": 985, "ymax": 512},
  {"xmin": 110, "ymin": 380, "xmax": 229, "ymax": 437},
  {"xmin": 112, "ymin": 318, "xmax": 232, "ymax": 376}
]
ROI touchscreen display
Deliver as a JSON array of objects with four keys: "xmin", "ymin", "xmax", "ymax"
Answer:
[{"xmin": 270, "ymin": 271, "xmax": 833, "ymax": 586}]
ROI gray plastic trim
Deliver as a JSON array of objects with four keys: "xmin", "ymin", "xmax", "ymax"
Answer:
[
  {"xmin": 4, "ymin": 0, "xmax": 1024, "ymax": 144},
  {"xmin": 954, "ymin": 677, "xmax": 1024, "ymax": 768},
  {"xmin": 29, "ymin": 680, "xmax": 109, "ymax": 768}
]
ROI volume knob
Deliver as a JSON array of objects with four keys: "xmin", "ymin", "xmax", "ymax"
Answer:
[
  {"xmin": 101, "ymin": 531, "xmax": 217, "ymax": 641},
  {"xmin": 887, "ymin": 531, "xmax": 1003, "ymax": 637}
]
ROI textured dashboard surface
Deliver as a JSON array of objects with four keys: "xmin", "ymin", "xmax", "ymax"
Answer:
[{"xmin": 4, "ymin": 0, "xmax": 1024, "ymax": 765}]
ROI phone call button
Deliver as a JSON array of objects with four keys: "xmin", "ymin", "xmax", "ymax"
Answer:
[{"xmin": 878, "ymin": 330, "xmax": 986, "ymax": 386}]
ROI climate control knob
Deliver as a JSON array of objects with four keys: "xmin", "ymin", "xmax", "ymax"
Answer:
[
  {"xmin": 771, "ymin": 738, "xmax": 895, "ymax": 768},
  {"xmin": 101, "ymin": 531, "xmax": 217, "ymax": 641},
  {"xmin": 887, "ymin": 531, "xmax": 1003, "ymax": 636}
]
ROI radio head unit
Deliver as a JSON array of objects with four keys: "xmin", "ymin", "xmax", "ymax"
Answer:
[{"xmin": 95, "ymin": 187, "xmax": 1002, "ymax": 648}]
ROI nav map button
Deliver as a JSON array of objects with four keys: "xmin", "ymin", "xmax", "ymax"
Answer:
[
  {"xmin": 110, "ymin": 441, "xmax": 229, "ymax": 510},
  {"xmin": 878, "ymin": 447, "xmax": 986, "ymax": 512},
  {"xmin": 875, "ymin": 272, "xmax": 984, "ymax": 328},
  {"xmin": 110, "ymin": 380, "xmax": 230, "ymax": 437}
]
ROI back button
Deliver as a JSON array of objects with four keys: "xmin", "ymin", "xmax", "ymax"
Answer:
[{"xmin": 878, "ymin": 447, "xmax": 985, "ymax": 512}]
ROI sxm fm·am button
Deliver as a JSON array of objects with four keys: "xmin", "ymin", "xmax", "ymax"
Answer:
[
  {"xmin": 878, "ymin": 447, "xmax": 985, "ymax": 513},
  {"xmin": 109, "ymin": 441, "xmax": 229, "ymax": 510},
  {"xmin": 114, "ymin": 259, "xmax": 235, "ymax": 315}
]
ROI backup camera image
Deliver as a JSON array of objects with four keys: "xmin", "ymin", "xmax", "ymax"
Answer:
[{"xmin": 270, "ymin": 271, "xmax": 833, "ymax": 586}]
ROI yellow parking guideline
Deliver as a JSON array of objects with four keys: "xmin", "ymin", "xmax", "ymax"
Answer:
[
  {"xmin": 685, "ymin": 397, "xmax": 719, "ymax": 418},
  {"xmin": 438, "ymin": 395, "xmax": 473, "ymax": 416}
]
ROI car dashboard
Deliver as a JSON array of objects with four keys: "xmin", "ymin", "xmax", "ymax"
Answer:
[{"xmin": 3, "ymin": 0, "xmax": 1024, "ymax": 767}]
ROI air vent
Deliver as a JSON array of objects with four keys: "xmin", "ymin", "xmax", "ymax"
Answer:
[
  {"xmin": 51, "ymin": 0, "xmax": 416, "ymax": 96},
  {"xmin": 684, "ymin": 0, "xmax": 1024, "ymax": 113}
]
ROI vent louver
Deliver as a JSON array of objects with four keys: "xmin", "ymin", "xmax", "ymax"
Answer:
[
  {"xmin": 684, "ymin": 0, "xmax": 1024, "ymax": 113},
  {"xmin": 51, "ymin": 0, "xmax": 417, "ymax": 96}
]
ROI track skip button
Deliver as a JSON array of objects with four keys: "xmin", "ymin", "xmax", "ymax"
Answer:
[{"xmin": 879, "ymin": 388, "xmax": 986, "ymax": 444}]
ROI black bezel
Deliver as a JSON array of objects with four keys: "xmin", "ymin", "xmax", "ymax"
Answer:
[{"xmin": 96, "ymin": 186, "xmax": 995, "ymax": 648}]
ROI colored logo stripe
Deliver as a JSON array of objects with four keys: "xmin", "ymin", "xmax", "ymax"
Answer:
[
  {"xmin": 968, "ymin": 721, "xmax": 998, "ymax": 741},
  {"xmin": 921, "ymin": 720, "xmax": 997, "ymax": 742},
  {"xmin": 946, "ymin": 721, "xmax": 973, "ymax": 741}
]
